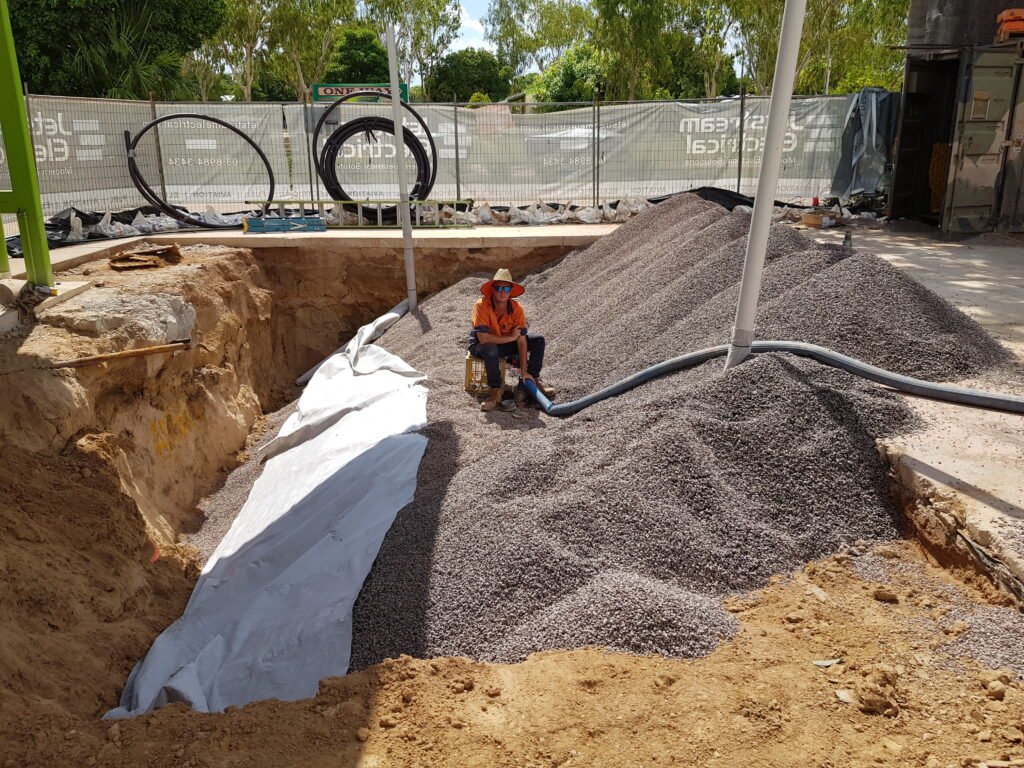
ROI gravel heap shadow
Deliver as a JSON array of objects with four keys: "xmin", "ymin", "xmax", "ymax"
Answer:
[{"xmin": 350, "ymin": 193, "xmax": 1009, "ymax": 667}]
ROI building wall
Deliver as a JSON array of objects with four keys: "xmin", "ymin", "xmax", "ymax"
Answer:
[{"xmin": 908, "ymin": 0, "xmax": 1019, "ymax": 47}]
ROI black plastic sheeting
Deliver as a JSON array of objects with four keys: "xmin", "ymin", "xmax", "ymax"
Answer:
[
  {"xmin": 4, "ymin": 188, "xmax": 808, "ymax": 260},
  {"xmin": 4, "ymin": 206, "xmax": 181, "ymax": 258}
]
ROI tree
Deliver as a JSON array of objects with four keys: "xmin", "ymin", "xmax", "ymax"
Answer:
[
  {"xmin": 10, "ymin": 0, "xmax": 225, "ymax": 96},
  {"xmin": 182, "ymin": 42, "xmax": 230, "ymax": 101},
  {"xmin": 220, "ymin": 0, "xmax": 272, "ymax": 101},
  {"xmin": 360, "ymin": 0, "xmax": 460, "ymax": 98},
  {"xmin": 730, "ymin": 0, "xmax": 908, "ymax": 95},
  {"xmin": 425, "ymin": 48, "xmax": 511, "ymax": 102},
  {"xmin": 268, "ymin": 0, "xmax": 357, "ymax": 100},
  {"xmin": 484, "ymin": 0, "xmax": 536, "ymax": 78},
  {"xmin": 655, "ymin": 29, "xmax": 707, "ymax": 99},
  {"xmin": 675, "ymin": 0, "xmax": 737, "ymax": 98},
  {"xmin": 409, "ymin": 0, "xmax": 460, "ymax": 99},
  {"xmin": 593, "ymin": 0, "xmax": 672, "ymax": 100},
  {"xmin": 73, "ymin": 8, "xmax": 194, "ymax": 100},
  {"xmin": 530, "ymin": 0, "xmax": 594, "ymax": 71},
  {"xmin": 325, "ymin": 25, "xmax": 389, "ymax": 82},
  {"xmin": 528, "ymin": 41, "xmax": 608, "ymax": 105},
  {"xmin": 468, "ymin": 91, "xmax": 492, "ymax": 106}
]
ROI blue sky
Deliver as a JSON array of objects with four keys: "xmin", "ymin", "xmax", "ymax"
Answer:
[{"xmin": 453, "ymin": 1, "xmax": 494, "ymax": 52}]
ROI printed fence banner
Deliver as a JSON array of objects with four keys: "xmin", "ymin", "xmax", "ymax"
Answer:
[{"xmin": 2, "ymin": 94, "xmax": 864, "ymax": 218}]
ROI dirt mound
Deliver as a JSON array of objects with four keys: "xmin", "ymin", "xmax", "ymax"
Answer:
[
  {"xmin": 6, "ymin": 542, "xmax": 1024, "ymax": 768},
  {"xmin": 0, "ymin": 437, "xmax": 196, "ymax": 719}
]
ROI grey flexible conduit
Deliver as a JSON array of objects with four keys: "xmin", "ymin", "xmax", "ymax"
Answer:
[{"xmin": 522, "ymin": 341, "xmax": 1024, "ymax": 417}]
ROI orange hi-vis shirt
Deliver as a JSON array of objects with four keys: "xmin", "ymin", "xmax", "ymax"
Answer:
[{"xmin": 471, "ymin": 297, "xmax": 527, "ymax": 338}]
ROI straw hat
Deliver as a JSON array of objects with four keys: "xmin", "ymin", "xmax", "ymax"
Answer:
[{"xmin": 481, "ymin": 268, "xmax": 525, "ymax": 298}]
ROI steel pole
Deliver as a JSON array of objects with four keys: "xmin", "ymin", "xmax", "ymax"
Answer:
[
  {"xmin": 386, "ymin": 24, "xmax": 417, "ymax": 312},
  {"xmin": 724, "ymin": 0, "xmax": 807, "ymax": 369},
  {"xmin": 0, "ymin": 2, "xmax": 52, "ymax": 287}
]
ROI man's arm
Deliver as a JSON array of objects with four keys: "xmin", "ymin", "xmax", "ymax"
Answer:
[
  {"xmin": 475, "ymin": 330, "xmax": 519, "ymax": 344},
  {"xmin": 517, "ymin": 331, "xmax": 533, "ymax": 382}
]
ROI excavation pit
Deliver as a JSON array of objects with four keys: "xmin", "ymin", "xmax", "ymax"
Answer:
[{"xmin": 2, "ymin": 202, "xmax": 1023, "ymax": 766}]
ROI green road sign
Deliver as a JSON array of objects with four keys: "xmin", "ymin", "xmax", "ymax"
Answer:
[{"xmin": 312, "ymin": 83, "xmax": 410, "ymax": 103}]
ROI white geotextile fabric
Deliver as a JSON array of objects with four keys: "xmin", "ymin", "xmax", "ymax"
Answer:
[{"xmin": 108, "ymin": 304, "xmax": 426, "ymax": 717}]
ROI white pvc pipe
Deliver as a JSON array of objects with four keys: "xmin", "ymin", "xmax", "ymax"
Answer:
[
  {"xmin": 724, "ymin": 0, "xmax": 808, "ymax": 369},
  {"xmin": 386, "ymin": 25, "xmax": 417, "ymax": 312}
]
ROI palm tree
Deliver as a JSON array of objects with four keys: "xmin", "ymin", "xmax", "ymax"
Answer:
[{"xmin": 73, "ymin": 2, "xmax": 193, "ymax": 99}]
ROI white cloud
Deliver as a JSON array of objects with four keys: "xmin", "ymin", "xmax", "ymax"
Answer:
[{"xmin": 452, "ymin": 4, "xmax": 494, "ymax": 52}]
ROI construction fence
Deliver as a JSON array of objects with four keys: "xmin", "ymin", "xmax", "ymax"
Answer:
[{"xmin": 1, "ymin": 92, "xmax": 878, "ymax": 235}]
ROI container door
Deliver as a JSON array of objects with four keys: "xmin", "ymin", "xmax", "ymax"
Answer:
[
  {"xmin": 942, "ymin": 48, "xmax": 1017, "ymax": 234},
  {"xmin": 997, "ymin": 51, "xmax": 1024, "ymax": 232}
]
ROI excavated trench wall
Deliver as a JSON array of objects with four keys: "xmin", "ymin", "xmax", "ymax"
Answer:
[{"xmin": 0, "ymin": 240, "xmax": 570, "ymax": 543}]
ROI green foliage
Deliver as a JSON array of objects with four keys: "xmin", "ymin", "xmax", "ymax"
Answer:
[
  {"xmin": 325, "ymin": 25, "xmax": 389, "ymax": 82},
  {"xmin": 656, "ymin": 28, "xmax": 705, "ymax": 99},
  {"xmin": 593, "ymin": 0, "xmax": 672, "ymax": 100},
  {"xmin": 250, "ymin": 56, "xmax": 297, "ymax": 101},
  {"xmin": 528, "ymin": 41, "xmax": 608, "ymax": 105},
  {"xmin": 268, "ymin": 0, "xmax": 356, "ymax": 100},
  {"xmin": 361, "ymin": 0, "xmax": 460, "ymax": 99},
  {"xmin": 10, "ymin": 0, "xmax": 226, "ymax": 97},
  {"xmin": 221, "ymin": 0, "xmax": 272, "ymax": 101},
  {"xmin": 513, "ymin": 72, "xmax": 541, "ymax": 94},
  {"xmin": 9, "ymin": 0, "xmax": 911, "ymax": 103},
  {"xmin": 468, "ymin": 91, "xmax": 492, "ymax": 106},
  {"xmin": 182, "ymin": 42, "xmax": 232, "ymax": 101},
  {"xmin": 484, "ymin": 0, "xmax": 535, "ymax": 77},
  {"xmin": 731, "ymin": 0, "xmax": 909, "ymax": 95},
  {"xmin": 425, "ymin": 48, "xmax": 511, "ymax": 102}
]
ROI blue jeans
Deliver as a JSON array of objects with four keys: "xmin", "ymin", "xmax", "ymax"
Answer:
[{"xmin": 470, "ymin": 335, "xmax": 546, "ymax": 388}]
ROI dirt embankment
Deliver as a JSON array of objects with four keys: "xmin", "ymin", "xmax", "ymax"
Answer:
[{"xmin": 0, "ymin": 239, "xmax": 567, "ymax": 730}]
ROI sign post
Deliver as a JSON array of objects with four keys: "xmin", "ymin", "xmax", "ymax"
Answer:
[{"xmin": 384, "ymin": 28, "xmax": 417, "ymax": 312}]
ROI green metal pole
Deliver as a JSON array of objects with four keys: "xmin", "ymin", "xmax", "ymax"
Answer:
[
  {"xmin": 0, "ymin": 213, "xmax": 9, "ymax": 277},
  {"xmin": 0, "ymin": 0, "xmax": 53, "ymax": 287}
]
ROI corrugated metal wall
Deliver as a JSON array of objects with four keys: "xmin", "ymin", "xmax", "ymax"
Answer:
[{"xmin": 908, "ymin": 0, "xmax": 1018, "ymax": 47}]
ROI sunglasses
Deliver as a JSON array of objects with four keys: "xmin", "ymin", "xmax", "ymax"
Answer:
[{"xmin": 493, "ymin": 285, "xmax": 513, "ymax": 293}]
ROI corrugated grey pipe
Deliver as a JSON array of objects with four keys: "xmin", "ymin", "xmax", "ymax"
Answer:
[{"xmin": 523, "ymin": 341, "xmax": 1024, "ymax": 417}]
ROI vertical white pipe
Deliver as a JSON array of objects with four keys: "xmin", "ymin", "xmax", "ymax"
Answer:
[
  {"xmin": 386, "ymin": 24, "xmax": 417, "ymax": 312},
  {"xmin": 724, "ymin": 0, "xmax": 808, "ymax": 369}
]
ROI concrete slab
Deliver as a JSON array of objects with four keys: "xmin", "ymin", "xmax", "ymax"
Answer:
[
  {"xmin": 812, "ymin": 226, "xmax": 1024, "ymax": 598},
  {"xmin": 35, "ymin": 280, "xmax": 92, "ymax": 312}
]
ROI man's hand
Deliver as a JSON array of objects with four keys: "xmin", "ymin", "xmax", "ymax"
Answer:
[{"xmin": 521, "ymin": 372, "xmax": 536, "ymax": 384}]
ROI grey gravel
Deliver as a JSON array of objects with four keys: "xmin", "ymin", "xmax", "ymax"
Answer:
[
  {"xmin": 942, "ymin": 604, "xmax": 1024, "ymax": 679},
  {"xmin": 347, "ymin": 194, "xmax": 1005, "ymax": 669}
]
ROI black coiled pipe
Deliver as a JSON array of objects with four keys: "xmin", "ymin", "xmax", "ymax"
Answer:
[
  {"xmin": 311, "ymin": 91, "xmax": 437, "ymax": 220},
  {"xmin": 124, "ymin": 113, "xmax": 275, "ymax": 230}
]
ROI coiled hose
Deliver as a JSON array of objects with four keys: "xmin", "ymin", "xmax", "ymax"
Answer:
[
  {"xmin": 522, "ymin": 341, "xmax": 1024, "ymax": 417},
  {"xmin": 312, "ymin": 91, "xmax": 437, "ymax": 221},
  {"xmin": 124, "ymin": 113, "xmax": 275, "ymax": 230}
]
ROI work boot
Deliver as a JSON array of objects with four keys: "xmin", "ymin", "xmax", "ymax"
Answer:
[
  {"xmin": 480, "ymin": 387, "xmax": 503, "ymax": 411},
  {"xmin": 533, "ymin": 378, "xmax": 556, "ymax": 398}
]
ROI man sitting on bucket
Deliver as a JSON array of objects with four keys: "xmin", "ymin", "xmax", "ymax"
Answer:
[{"xmin": 470, "ymin": 268, "xmax": 555, "ymax": 411}]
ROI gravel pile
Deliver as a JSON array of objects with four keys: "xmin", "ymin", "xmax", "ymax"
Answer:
[{"xmin": 344, "ymin": 193, "xmax": 1008, "ymax": 667}]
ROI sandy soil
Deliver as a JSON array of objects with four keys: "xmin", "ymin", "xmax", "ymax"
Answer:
[{"xmin": 3, "ymin": 538, "xmax": 1023, "ymax": 768}]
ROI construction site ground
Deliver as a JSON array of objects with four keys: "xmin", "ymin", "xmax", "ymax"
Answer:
[
  {"xmin": 813, "ymin": 225, "xmax": 1024, "ymax": 599},
  {"xmin": 2, "ymin": 218, "xmax": 1023, "ymax": 768}
]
